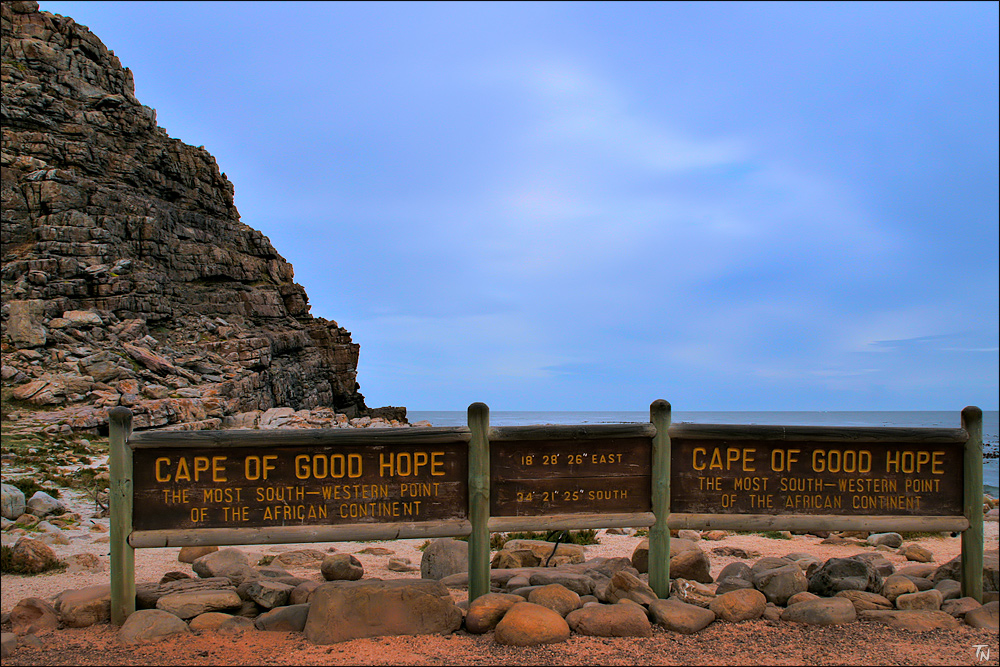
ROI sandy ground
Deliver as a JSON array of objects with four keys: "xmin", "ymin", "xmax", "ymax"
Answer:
[{"xmin": 2, "ymin": 522, "xmax": 998, "ymax": 666}]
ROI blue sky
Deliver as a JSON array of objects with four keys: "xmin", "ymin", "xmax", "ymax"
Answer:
[{"xmin": 39, "ymin": 1, "xmax": 999, "ymax": 411}]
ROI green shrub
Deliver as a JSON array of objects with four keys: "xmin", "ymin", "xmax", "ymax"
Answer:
[
  {"xmin": 756, "ymin": 530, "xmax": 792, "ymax": 540},
  {"xmin": 6, "ymin": 478, "xmax": 59, "ymax": 499},
  {"xmin": 0, "ymin": 545, "xmax": 66, "ymax": 575}
]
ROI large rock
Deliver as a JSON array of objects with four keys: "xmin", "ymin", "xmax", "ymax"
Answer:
[
  {"xmin": 54, "ymin": 585, "xmax": 111, "ymax": 627},
  {"xmin": 254, "ymin": 604, "xmax": 310, "ymax": 632},
  {"xmin": 303, "ymin": 580, "xmax": 462, "ymax": 644},
  {"xmin": 493, "ymin": 602, "xmax": 570, "ymax": 646},
  {"xmin": 503, "ymin": 539, "xmax": 585, "ymax": 565},
  {"xmin": 752, "ymin": 562, "xmax": 808, "ymax": 606},
  {"xmin": 191, "ymin": 548, "xmax": 255, "ymax": 585},
  {"xmin": 708, "ymin": 589, "xmax": 766, "ymax": 622},
  {"xmin": 26, "ymin": 491, "xmax": 64, "ymax": 516},
  {"xmin": 320, "ymin": 553, "xmax": 364, "ymax": 581},
  {"xmin": 565, "ymin": 602, "xmax": 653, "ymax": 637},
  {"xmin": 10, "ymin": 598, "xmax": 59, "ymax": 636},
  {"xmin": 1, "ymin": 484, "xmax": 26, "ymax": 519},
  {"xmin": 895, "ymin": 589, "xmax": 943, "ymax": 611},
  {"xmin": 881, "ymin": 574, "xmax": 918, "ymax": 604},
  {"xmin": 420, "ymin": 538, "xmax": 468, "ymax": 580},
  {"xmin": 527, "ymin": 584, "xmax": 581, "ymax": 617},
  {"xmin": 118, "ymin": 609, "xmax": 191, "ymax": 643},
  {"xmin": 602, "ymin": 570, "xmax": 657, "ymax": 606},
  {"xmin": 931, "ymin": 551, "xmax": 1000, "ymax": 593},
  {"xmin": 6, "ymin": 300, "xmax": 46, "ymax": 348},
  {"xmin": 964, "ymin": 601, "xmax": 999, "ymax": 629},
  {"xmin": 808, "ymin": 557, "xmax": 883, "ymax": 597},
  {"xmin": 898, "ymin": 544, "xmax": 934, "ymax": 563},
  {"xmin": 155, "ymin": 590, "xmax": 242, "ymax": 619},
  {"xmin": 464, "ymin": 593, "xmax": 524, "ymax": 634},
  {"xmin": 669, "ymin": 578, "xmax": 715, "ymax": 608},
  {"xmin": 178, "ymin": 546, "xmax": 218, "ymax": 564},
  {"xmin": 649, "ymin": 599, "xmax": 716, "ymax": 634},
  {"xmin": 8, "ymin": 537, "xmax": 61, "ymax": 573},
  {"xmin": 866, "ymin": 532, "xmax": 903, "ymax": 548},
  {"xmin": 528, "ymin": 571, "xmax": 595, "ymax": 597},
  {"xmin": 630, "ymin": 537, "xmax": 699, "ymax": 574},
  {"xmin": 670, "ymin": 547, "xmax": 713, "ymax": 584},
  {"xmin": 781, "ymin": 597, "xmax": 857, "ymax": 625},
  {"xmin": 834, "ymin": 590, "xmax": 893, "ymax": 612}
]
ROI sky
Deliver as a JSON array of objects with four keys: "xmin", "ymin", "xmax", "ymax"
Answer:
[{"xmin": 38, "ymin": 1, "xmax": 999, "ymax": 412}]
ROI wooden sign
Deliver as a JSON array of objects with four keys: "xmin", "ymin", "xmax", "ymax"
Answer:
[
  {"xmin": 490, "ymin": 437, "xmax": 651, "ymax": 516},
  {"xmin": 132, "ymin": 442, "xmax": 468, "ymax": 531},
  {"xmin": 670, "ymin": 438, "xmax": 964, "ymax": 516}
]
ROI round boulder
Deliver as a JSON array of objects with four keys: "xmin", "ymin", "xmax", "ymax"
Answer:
[
  {"xmin": 494, "ymin": 602, "xmax": 570, "ymax": 646},
  {"xmin": 708, "ymin": 589, "xmax": 766, "ymax": 622},
  {"xmin": 320, "ymin": 553, "xmax": 364, "ymax": 581}
]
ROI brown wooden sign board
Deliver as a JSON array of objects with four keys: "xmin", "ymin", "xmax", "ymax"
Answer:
[
  {"xmin": 490, "ymin": 437, "xmax": 652, "ymax": 517},
  {"xmin": 132, "ymin": 442, "xmax": 468, "ymax": 531},
  {"xmin": 669, "ymin": 438, "xmax": 964, "ymax": 516}
]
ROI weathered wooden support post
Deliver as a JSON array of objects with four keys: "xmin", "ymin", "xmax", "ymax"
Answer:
[
  {"xmin": 467, "ymin": 402, "xmax": 491, "ymax": 603},
  {"xmin": 109, "ymin": 406, "xmax": 135, "ymax": 625},
  {"xmin": 649, "ymin": 399, "xmax": 672, "ymax": 598},
  {"xmin": 961, "ymin": 405, "xmax": 984, "ymax": 602}
]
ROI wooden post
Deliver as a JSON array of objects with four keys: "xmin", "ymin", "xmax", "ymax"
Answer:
[
  {"xmin": 109, "ymin": 407, "xmax": 135, "ymax": 625},
  {"xmin": 467, "ymin": 402, "xmax": 491, "ymax": 603},
  {"xmin": 961, "ymin": 406, "xmax": 984, "ymax": 602},
  {"xmin": 649, "ymin": 399, "xmax": 672, "ymax": 598}
]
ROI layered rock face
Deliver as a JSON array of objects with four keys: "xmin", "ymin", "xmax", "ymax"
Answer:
[{"xmin": 1, "ymin": 1, "xmax": 401, "ymax": 431}]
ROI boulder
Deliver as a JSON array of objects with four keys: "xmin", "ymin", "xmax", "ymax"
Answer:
[
  {"xmin": 963, "ymin": 601, "xmax": 999, "ymax": 629},
  {"xmin": 465, "ymin": 593, "xmax": 523, "ymax": 634},
  {"xmin": 808, "ymin": 557, "xmax": 883, "ymax": 597},
  {"xmin": 254, "ymin": 604, "xmax": 310, "ymax": 632},
  {"xmin": 931, "ymin": 551, "xmax": 1000, "ymax": 592},
  {"xmin": 898, "ymin": 544, "xmax": 934, "ymax": 563},
  {"xmin": 717, "ymin": 562, "xmax": 753, "ymax": 582},
  {"xmin": 849, "ymin": 552, "xmax": 895, "ymax": 578},
  {"xmin": 493, "ymin": 602, "xmax": 570, "ymax": 646},
  {"xmin": 527, "ymin": 584, "xmax": 581, "ymax": 617},
  {"xmin": 834, "ymin": 590, "xmax": 893, "ymax": 612},
  {"xmin": 670, "ymin": 547, "xmax": 713, "ymax": 584},
  {"xmin": 178, "ymin": 546, "xmax": 219, "ymax": 563},
  {"xmin": 119, "ymin": 609, "xmax": 191, "ymax": 643},
  {"xmin": 649, "ymin": 599, "xmax": 716, "ymax": 634},
  {"xmin": 155, "ymin": 590, "xmax": 242, "ymax": 619},
  {"xmin": 191, "ymin": 548, "xmax": 256, "ymax": 585},
  {"xmin": 290, "ymin": 581, "xmax": 322, "ymax": 605},
  {"xmin": 26, "ymin": 491, "xmax": 64, "ymax": 517},
  {"xmin": 630, "ymin": 537, "xmax": 699, "ymax": 573},
  {"xmin": 135, "ymin": 577, "xmax": 234, "ymax": 609},
  {"xmin": 0, "ymin": 633, "xmax": 15, "ymax": 660},
  {"xmin": 940, "ymin": 596, "xmax": 982, "ymax": 618},
  {"xmin": 491, "ymin": 549, "xmax": 540, "ymax": 569},
  {"xmin": 565, "ymin": 602, "xmax": 653, "ymax": 637},
  {"xmin": 503, "ymin": 539, "xmax": 585, "ymax": 565},
  {"xmin": 271, "ymin": 548, "xmax": 327, "ymax": 568},
  {"xmin": 896, "ymin": 589, "xmax": 943, "ymax": 611},
  {"xmin": 933, "ymin": 579, "xmax": 962, "ymax": 601},
  {"xmin": 753, "ymin": 563, "xmax": 808, "ymax": 606},
  {"xmin": 188, "ymin": 612, "xmax": 236, "ymax": 631},
  {"xmin": 420, "ymin": 538, "xmax": 468, "ymax": 580},
  {"xmin": 602, "ymin": 570, "xmax": 657, "ymax": 606},
  {"xmin": 320, "ymin": 553, "xmax": 364, "ymax": 581},
  {"xmin": 54, "ymin": 585, "xmax": 111, "ymax": 627},
  {"xmin": 10, "ymin": 598, "xmax": 59, "ymax": 636},
  {"xmin": 881, "ymin": 575, "xmax": 918, "ymax": 604},
  {"xmin": 781, "ymin": 597, "xmax": 857, "ymax": 625},
  {"xmin": 786, "ymin": 592, "xmax": 820, "ymax": 606},
  {"xmin": 303, "ymin": 579, "xmax": 462, "ymax": 644},
  {"xmin": 1, "ymin": 484, "xmax": 26, "ymax": 520},
  {"xmin": 866, "ymin": 532, "xmax": 903, "ymax": 548},
  {"xmin": 669, "ymin": 578, "xmax": 715, "ymax": 608},
  {"xmin": 243, "ymin": 580, "xmax": 295, "ymax": 609},
  {"xmin": 8, "ymin": 537, "xmax": 61, "ymax": 574},
  {"xmin": 708, "ymin": 589, "xmax": 766, "ymax": 622},
  {"xmin": 528, "ymin": 571, "xmax": 595, "ymax": 597}
]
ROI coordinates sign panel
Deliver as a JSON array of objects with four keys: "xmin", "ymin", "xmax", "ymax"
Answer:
[
  {"xmin": 132, "ymin": 443, "xmax": 468, "ymax": 531},
  {"xmin": 490, "ymin": 437, "xmax": 651, "ymax": 516},
  {"xmin": 670, "ymin": 438, "xmax": 964, "ymax": 516}
]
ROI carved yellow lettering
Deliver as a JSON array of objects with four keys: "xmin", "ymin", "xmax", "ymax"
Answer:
[{"xmin": 155, "ymin": 457, "xmax": 171, "ymax": 483}]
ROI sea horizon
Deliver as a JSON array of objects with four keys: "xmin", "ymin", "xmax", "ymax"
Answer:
[{"xmin": 408, "ymin": 409, "xmax": 1000, "ymax": 492}]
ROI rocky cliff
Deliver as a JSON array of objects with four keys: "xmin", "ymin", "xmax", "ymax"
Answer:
[{"xmin": 1, "ymin": 1, "xmax": 403, "ymax": 433}]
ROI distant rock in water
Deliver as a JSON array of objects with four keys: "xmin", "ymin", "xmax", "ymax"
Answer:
[{"xmin": 1, "ymin": 1, "xmax": 404, "ymax": 432}]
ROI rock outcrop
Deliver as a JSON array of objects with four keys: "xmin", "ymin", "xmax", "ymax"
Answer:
[{"xmin": 1, "ymin": 1, "xmax": 403, "ymax": 431}]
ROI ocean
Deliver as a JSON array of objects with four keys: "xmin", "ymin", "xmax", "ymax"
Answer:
[{"xmin": 408, "ymin": 409, "xmax": 1000, "ymax": 494}]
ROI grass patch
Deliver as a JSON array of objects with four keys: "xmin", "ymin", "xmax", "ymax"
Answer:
[
  {"xmin": 755, "ymin": 530, "xmax": 792, "ymax": 540},
  {"xmin": 0, "ymin": 545, "xmax": 67, "ymax": 575},
  {"xmin": 5, "ymin": 478, "xmax": 60, "ymax": 499}
]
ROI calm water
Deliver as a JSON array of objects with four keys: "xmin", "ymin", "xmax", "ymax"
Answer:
[{"xmin": 408, "ymin": 410, "xmax": 1000, "ymax": 492}]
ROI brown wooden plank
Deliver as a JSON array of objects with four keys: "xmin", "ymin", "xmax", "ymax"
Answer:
[
  {"xmin": 670, "ymin": 438, "xmax": 964, "ymax": 517},
  {"xmin": 132, "ymin": 442, "xmax": 468, "ymax": 531},
  {"xmin": 665, "ymin": 513, "xmax": 970, "ymax": 533},
  {"xmin": 490, "ymin": 423, "xmax": 656, "ymax": 441}
]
